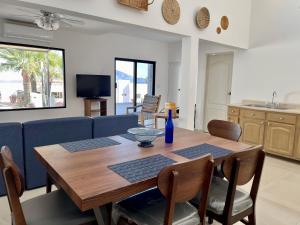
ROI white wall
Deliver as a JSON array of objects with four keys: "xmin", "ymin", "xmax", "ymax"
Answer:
[
  {"xmin": 11, "ymin": 0, "xmax": 252, "ymax": 49},
  {"xmin": 0, "ymin": 29, "xmax": 169, "ymax": 122},
  {"xmin": 195, "ymin": 0, "xmax": 300, "ymax": 130}
]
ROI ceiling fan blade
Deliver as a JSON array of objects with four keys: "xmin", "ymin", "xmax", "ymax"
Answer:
[
  {"xmin": 62, "ymin": 19, "xmax": 85, "ymax": 25},
  {"xmin": 57, "ymin": 15, "xmax": 85, "ymax": 25},
  {"xmin": 12, "ymin": 14, "xmax": 40, "ymax": 18},
  {"xmin": 15, "ymin": 7, "xmax": 42, "ymax": 16},
  {"xmin": 60, "ymin": 20, "xmax": 74, "ymax": 28}
]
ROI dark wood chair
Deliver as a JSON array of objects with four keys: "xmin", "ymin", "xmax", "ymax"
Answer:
[
  {"xmin": 113, "ymin": 155, "xmax": 215, "ymax": 225},
  {"xmin": 0, "ymin": 146, "xmax": 97, "ymax": 225},
  {"xmin": 207, "ymin": 120, "xmax": 242, "ymax": 142},
  {"xmin": 126, "ymin": 94, "xmax": 161, "ymax": 126},
  {"xmin": 192, "ymin": 145, "xmax": 265, "ymax": 225}
]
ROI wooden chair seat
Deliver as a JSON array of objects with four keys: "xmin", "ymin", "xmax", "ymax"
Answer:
[
  {"xmin": 191, "ymin": 177, "xmax": 253, "ymax": 216},
  {"xmin": 113, "ymin": 188, "xmax": 200, "ymax": 225},
  {"xmin": 22, "ymin": 189, "xmax": 96, "ymax": 225}
]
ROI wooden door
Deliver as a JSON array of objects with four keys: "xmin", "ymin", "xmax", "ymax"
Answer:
[
  {"xmin": 265, "ymin": 122, "xmax": 295, "ymax": 157},
  {"xmin": 240, "ymin": 118, "xmax": 265, "ymax": 145},
  {"xmin": 203, "ymin": 53, "xmax": 233, "ymax": 131}
]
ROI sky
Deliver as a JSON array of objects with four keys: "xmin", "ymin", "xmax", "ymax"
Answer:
[{"xmin": 116, "ymin": 60, "xmax": 150, "ymax": 79}]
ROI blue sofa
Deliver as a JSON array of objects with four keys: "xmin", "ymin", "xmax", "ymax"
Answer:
[
  {"xmin": 0, "ymin": 114, "xmax": 139, "ymax": 192},
  {"xmin": 23, "ymin": 117, "xmax": 93, "ymax": 189},
  {"xmin": 0, "ymin": 123, "xmax": 24, "ymax": 196},
  {"xmin": 93, "ymin": 114, "xmax": 139, "ymax": 138}
]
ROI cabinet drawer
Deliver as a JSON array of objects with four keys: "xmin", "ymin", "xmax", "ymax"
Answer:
[
  {"xmin": 228, "ymin": 115, "xmax": 239, "ymax": 124},
  {"xmin": 267, "ymin": 113, "xmax": 296, "ymax": 125},
  {"xmin": 240, "ymin": 109, "xmax": 266, "ymax": 120},
  {"xmin": 228, "ymin": 107, "xmax": 239, "ymax": 116}
]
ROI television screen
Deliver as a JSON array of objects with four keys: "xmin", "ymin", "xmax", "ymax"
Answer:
[
  {"xmin": 0, "ymin": 42, "xmax": 66, "ymax": 111},
  {"xmin": 76, "ymin": 74, "xmax": 111, "ymax": 98}
]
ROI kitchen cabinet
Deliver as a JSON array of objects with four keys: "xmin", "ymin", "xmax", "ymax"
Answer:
[{"xmin": 228, "ymin": 105, "xmax": 300, "ymax": 161}]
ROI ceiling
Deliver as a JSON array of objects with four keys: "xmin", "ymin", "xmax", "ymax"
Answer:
[{"xmin": 0, "ymin": 2, "xmax": 183, "ymax": 43}]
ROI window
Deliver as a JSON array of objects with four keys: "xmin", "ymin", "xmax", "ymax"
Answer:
[
  {"xmin": 115, "ymin": 58, "xmax": 155, "ymax": 115},
  {"xmin": 0, "ymin": 42, "xmax": 66, "ymax": 111}
]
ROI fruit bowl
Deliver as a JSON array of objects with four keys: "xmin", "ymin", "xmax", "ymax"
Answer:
[{"xmin": 127, "ymin": 127, "xmax": 164, "ymax": 148}]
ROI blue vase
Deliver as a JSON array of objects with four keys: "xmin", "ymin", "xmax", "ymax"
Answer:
[{"xmin": 165, "ymin": 109, "xmax": 174, "ymax": 144}]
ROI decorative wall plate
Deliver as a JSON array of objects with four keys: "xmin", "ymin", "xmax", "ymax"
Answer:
[
  {"xmin": 196, "ymin": 7, "xmax": 210, "ymax": 29},
  {"xmin": 118, "ymin": 0, "xmax": 154, "ymax": 11},
  {"xmin": 216, "ymin": 27, "xmax": 222, "ymax": 34},
  {"xmin": 162, "ymin": 0, "xmax": 180, "ymax": 25},
  {"xmin": 221, "ymin": 16, "xmax": 229, "ymax": 30}
]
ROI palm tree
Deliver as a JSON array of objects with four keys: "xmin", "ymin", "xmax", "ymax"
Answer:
[{"xmin": 0, "ymin": 48, "xmax": 43, "ymax": 106}]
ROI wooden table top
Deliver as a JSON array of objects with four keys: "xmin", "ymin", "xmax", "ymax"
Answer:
[{"xmin": 34, "ymin": 128, "xmax": 251, "ymax": 211}]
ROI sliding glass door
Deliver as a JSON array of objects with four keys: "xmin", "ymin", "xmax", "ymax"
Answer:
[{"xmin": 115, "ymin": 58, "xmax": 156, "ymax": 115}]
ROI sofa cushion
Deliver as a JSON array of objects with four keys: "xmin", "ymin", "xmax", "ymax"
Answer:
[
  {"xmin": 93, "ymin": 115, "xmax": 138, "ymax": 138},
  {"xmin": 0, "ymin": 123, "xmax": 23, "ymax": 196},
  {"xmin": 23, "ymin": 117, "xmax": 93, "ymax": 189}
]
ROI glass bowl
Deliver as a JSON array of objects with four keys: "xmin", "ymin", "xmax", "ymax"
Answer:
[{"xmin": 127, "ymin": 127, "xmax": 164, "ymax": 148}]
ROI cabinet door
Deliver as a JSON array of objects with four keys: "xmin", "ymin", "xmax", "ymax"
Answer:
[
  {"xmin": 294, "ymin": 129, "xmax": 300, "ymax": 160},
  {"xmin": 240, "ymin": 118, "xmax": 265, "ymax": 145},
  {"xmin": 264, "ymin": 122, "xmax": 295, "ymax": 157}
]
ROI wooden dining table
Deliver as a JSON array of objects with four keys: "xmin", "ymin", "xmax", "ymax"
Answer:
[{"xmin": 34, "ymin": 128, "xmax": 251, "ymax": 225}]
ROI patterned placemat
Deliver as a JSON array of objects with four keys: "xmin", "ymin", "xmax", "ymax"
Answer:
[
  {"xmin": 173, "ymin": 143, "xmax": 232, "ymax": 159},
  {"xmin": 61, "ymin": 137, "xmax": 120, "ymax": 152},
  {"xmin": 108, "ymin": 154, "xmax": 176, "ymax": 183},
  {"xmin": 119, "ymin": 133, "xmax": 137, "ymax": 142}
]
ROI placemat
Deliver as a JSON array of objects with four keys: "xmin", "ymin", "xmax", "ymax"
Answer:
[
  {"xmin": 61, "ymin": 137, "xmax": 120, "ymax": 152},
  {"xmin": 119, "ymin": 133, "xmax": 137, "ymax": 141},
  {"xmin": 108, "ymin": 154, "xmax": 176, "ymax": 183},
  {"xmin": 173, "ymin": 143, "xmax": 232, "ymax": 159}
]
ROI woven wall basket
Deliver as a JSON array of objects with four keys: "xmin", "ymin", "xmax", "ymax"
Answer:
[
  {"xmin": 221, "ymin": 16, "xmax": 229, "ymax": 30},
  {"xmin": 196, "ymin": 7, "xmax": 210, "ymax": 29},
  {"xmin": 162, "ymin": 0, "xmax": 180, "ymax": 25},
  {"xmin": 118, "ymin": 0, "xmax": 154, "ymax": 11}
]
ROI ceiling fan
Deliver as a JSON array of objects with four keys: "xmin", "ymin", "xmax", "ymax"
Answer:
[{"xmin": 15, "ymin": 9, "xmax": 85, "ymax": 31}]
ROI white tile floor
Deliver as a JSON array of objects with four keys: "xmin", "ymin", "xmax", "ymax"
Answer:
[{"xmin": 0, "ymin": 156, "xmax": 300, "ymax": 225}]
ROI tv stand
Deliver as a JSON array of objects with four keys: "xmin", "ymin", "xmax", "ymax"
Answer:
[{"xmin": 84, "ymin": 98, "xmax": 107, "ymax": 117}]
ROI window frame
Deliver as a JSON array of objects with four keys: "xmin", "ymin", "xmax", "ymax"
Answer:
[
  {"xmin": 0, "ymin": 41, "xmax": 66, "ymax": 112},
  {"xmin": 114, "ymin": 57, "xmax": 156, "ymax": 115}
]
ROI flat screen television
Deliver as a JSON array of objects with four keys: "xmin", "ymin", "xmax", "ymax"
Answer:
[{"xmin": 76, "ymin": 74, "xmax": 111, "ymax": 98}]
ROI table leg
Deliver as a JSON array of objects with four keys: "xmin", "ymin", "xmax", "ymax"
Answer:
[
  {"xmin": 93, "ymin": 203, "xmax": 113, "ymax": 225},
  {"xmin": 93, "ymin": 208, "xmax": 106, "ymax": 225},
  {"xmin": 154, "ymin": 116, "xmax": 157, "ymax": 129}
]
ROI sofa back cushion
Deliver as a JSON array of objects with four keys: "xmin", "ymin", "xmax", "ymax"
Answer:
[
  {"xmin": 23, "ymin": 117, "xmax": 93, "ymax": 189},
  {"xmin": 93, "ymin": 115, "xmax": 138, "ymax": 138},
  {"xmin": 0, "ymin": 123, "xmax": 23, "ymax": 196}
]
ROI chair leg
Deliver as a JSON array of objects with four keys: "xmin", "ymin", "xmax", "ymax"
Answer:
[
  {"xmin": 46, "ymin": 173, "xmax": 52, "ymax": 193},
  {"xmin": 248, "ymin": 213, "xmax": 256, "ymax": 225}
]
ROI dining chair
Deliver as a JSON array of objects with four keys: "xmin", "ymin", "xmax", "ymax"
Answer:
[
  {"xmin": 207, "ymin": 120, "xmax": 242, "ymax": 142},
  {"xmin": 126, "ymin": 94, "xmax": 161, "ymax": 126},
  {"xmin": 192, "ymin": 145, "xmax": 265, "ymax": 225},
  {"xmin": 0, "ymin": 146, "xmax": 97, "ymax": 225},
  {"xmin": 113, "ymin": 154, "xmax": 214, "ymax": 225}
]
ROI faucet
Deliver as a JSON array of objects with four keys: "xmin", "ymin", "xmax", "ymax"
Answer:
[{"xmin": 271, "ymin": 91, "xmax": 279, "ymax": 108}]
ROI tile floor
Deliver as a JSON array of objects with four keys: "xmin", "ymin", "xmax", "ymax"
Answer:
[{"xmin": 0, "ymin": 155, "xmax": 300, "ymax": 225}]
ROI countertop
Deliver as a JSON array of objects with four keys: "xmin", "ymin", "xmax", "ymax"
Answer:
[{"xmin": 229, "ymin": 101, "xmax": 300, "ymax": 115}]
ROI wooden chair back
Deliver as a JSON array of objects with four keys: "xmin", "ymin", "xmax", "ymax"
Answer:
[
  {"xmin": 141, "ymin": 94, "xmax": 161, "ymax": 113},
  {"xmin": 207, "ymin": 120, "xmax": 242, "ymax": 142},
  {"xmin": 0, "ymin": 146, "xmax": 27, "ymax": 225},
  {"xmin": 221, "ymin": 145, "xmax": 265, "ymax": 217},
  {"xmin": 157, "ymin": 154, "xmax": 214, "ymax": 225}
]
